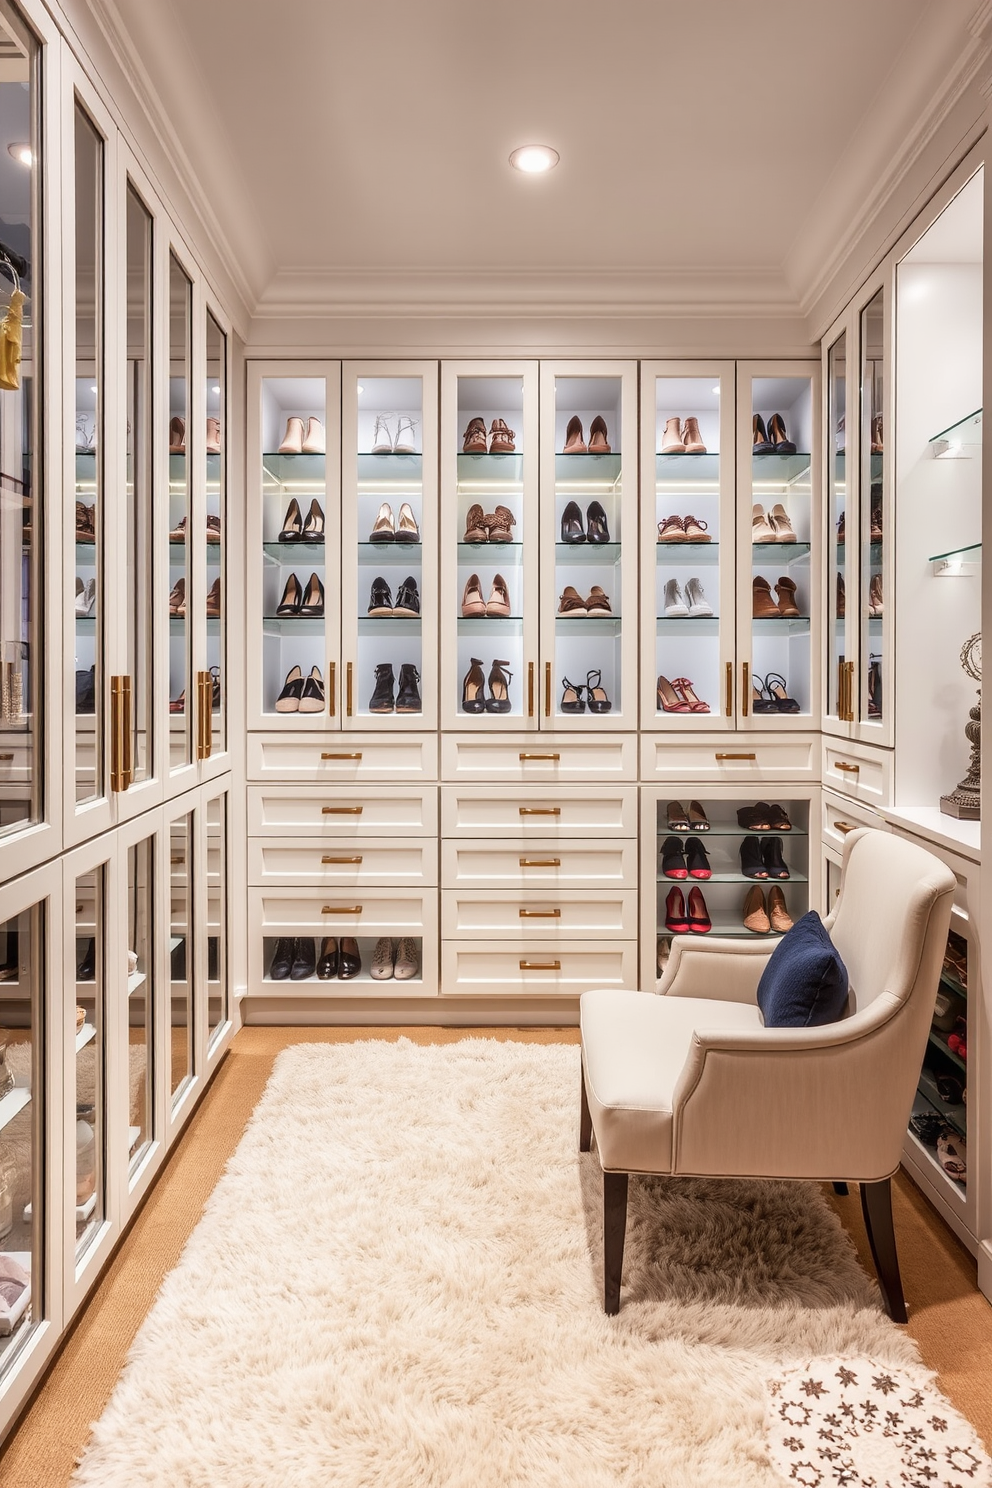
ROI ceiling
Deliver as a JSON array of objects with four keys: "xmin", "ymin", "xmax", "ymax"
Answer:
[{"xmin": 103, "ymin": 0, "xmax": 984, "ymax": 324}]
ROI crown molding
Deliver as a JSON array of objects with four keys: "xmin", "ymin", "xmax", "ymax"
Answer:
[{"xmin": 253, "ymin": 266, "xmax": 802, "ymax": 322}]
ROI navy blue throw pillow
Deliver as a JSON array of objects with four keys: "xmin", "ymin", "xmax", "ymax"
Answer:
[{"xmin": 756, "ymin": 911, "xmax": 849, "ymax": 1028}]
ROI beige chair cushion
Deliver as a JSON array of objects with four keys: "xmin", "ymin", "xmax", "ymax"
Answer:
[{"xmin": 580, "ymin": 988, "xmax": 763, "ymax": 1173}]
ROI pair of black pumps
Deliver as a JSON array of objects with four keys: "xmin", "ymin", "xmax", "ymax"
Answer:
[
  {"xmin": 278, "ymin": 498, "xmax": 324, "ymax": 542},
  {"xmin": 276, "ymin": 571, "xmax": 324, "ymax": 616},
  {"xmin": 740, "ymin": 835, "xmax": 789, "ymax": 879},
  {"xmin": 752, "ymin": 413, "xmax": 796, "ymax": 455},
  {"xmin": 561, "ymin": 670, "xmax": 612, "ymax": 713},
  {"xmin": 269, "ymin": 936, "xmax": 360, "ymax": 981},
  {"xmin": 561, "ymin": 500, "xmax": 610, "ymax": 544},
  {"xmin": 369, "ymin": 663, "xmax": 421, "ymax": 714},
  {"xmin": 462, "ymin": 658, "xmax": 511, "ymax": 713}
]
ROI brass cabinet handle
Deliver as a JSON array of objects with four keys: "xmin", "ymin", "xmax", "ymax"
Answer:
[
  {"xmin": 519, "ymin": 908, "xmax": 561, "ymax": 917},
  {"xmin": 519, "ymin": 806, "xmax": 561, "ymax": 815},
  {"xmin": 195, "ymin": 670, "xmax": 211, "ymax": 760},
  {"xmin": 544, "ymin": 661, "xmax": 551, "ymax": 718},
  {"xmin": 846, "ymin": 660, "xmax": 855, "ymax": 722},
  {"xmin": 836, "ymin": 761, "xmax": 860, "ymax": 773},
  {"xmin": 519, "ymin": 857, "xmax": 561, "ymax": 867},
  {"xmin": 322, "ymin": 855, "xmax": 363, "ymax": 863},
  {"xmin": 346, "ymin": 661, "xmax": 353, "ymax": 717},
  {"xmin": 520, "ymin": 752, "xmax": 560, "ymax": 761},
  {"xmin": 837, "ymin": 659, "xmax": 845, "ymax": 720},
  {"xmin": 527, "ymin": 661, "xmax": 534, "ymax": 718},
  {"xmin": 110, "ymin": 675, "xmax": 132, "ymax": 791},
  {"xmin": 519, "ymin": 959, "xmax": 560, "ymax": 971},
  {"xmin": 322, "ymin": 752, "xmax": 362, "ymax": 760},
  {"xmin": 0, "ymin": 753, "xmax": 13, "ymax": 762},
  {"xmin": 328, "ymin": 661, "xmax": 336, "ymax": 717},
  {"xmin": 715, "ymin": 752, "xmax": 756, "ymax": 761},
  {"xmin": 725, "ymin": 661, "xmax": 732, "ymax": 718},
  {"xmin": 121, "ymin": 675, "xmax": 133, "ymax": 788},
  {"xmin": 322, "ymin": 905, "xmax": 361, "ymax": 914},
  {"xmin": 742, "ymin": 661, "xmax": 749, "ymax": 718},
  {"xmin": 833, "ymin": 820, "xmax": 856, "ymax": 834},
  {"xmin": 322, "ymin": 805, "xmax": 364, "ymax": 813}
]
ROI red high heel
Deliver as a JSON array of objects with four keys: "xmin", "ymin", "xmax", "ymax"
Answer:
[
  {"xmin": 664, "ymin": 887, "xmax": 689, "ymax": 933},
  {"xmin": 687, "ymin": 887, "xmax": 712, "ymax": 933}
]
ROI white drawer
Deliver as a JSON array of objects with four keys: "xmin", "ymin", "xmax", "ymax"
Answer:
[
  {"xmin": 441, "ymin": 837, "xmax": 637, "ymax": 889},
  {"xmin": 249, "ymin": 785, "xmax": 437, "ymax": 837},
  {"xmin": 640, "ymin": 734, "xmax": 817, "ymax": 782},
  {"xmin": 441, "ymin": 785, "xmax": 637, "ymax": 838},
  {"xmin": 441, "ymin": 734, "xmax": 637, "ymax": 783},
  {"xmin": 822, "ymin": 738, "xmax": 892, "ymax": 808},
  {"xmin": 441, "ymin": 939, "xmax": 638, "ymax": 998},
  {"xmin": 821, "ymin": 790, "xmax": 884, "ymax": 855},
  {"xmin": 442, "ymin": 888, "xmax": 637, "ymax": 939},
  {"xmin": 248, "ymin": 733, "xmax": 437, "ymax": 783},
  {"xmin": 252, "ymin": 887, "xmax": 435, "ymax": 935},
  {"xmin": 249, "ymin": 837, "xmax": 437, "ymax": 888}
]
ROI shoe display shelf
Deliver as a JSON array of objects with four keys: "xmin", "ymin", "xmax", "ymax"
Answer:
[{"xmin": 639, "ymin": 787, "xmax": 820, "ymax": 992}]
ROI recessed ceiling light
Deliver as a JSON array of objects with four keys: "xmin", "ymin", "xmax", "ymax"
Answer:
[
  {"xmin": 7, "ymin": 143, "xmax": 31, "ymax": 167},
  {"xmin": 509, "ymin": 145, "xmax": 559, "ymax": 174}
]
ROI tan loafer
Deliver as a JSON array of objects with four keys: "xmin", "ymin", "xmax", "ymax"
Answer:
[
  {"xmin": 768, "ymin": 885, "xmax": 793, "ymax": 934},
  {"xmin": 743, "ymin": 885, "xmax": 770, "ymax": 934}
]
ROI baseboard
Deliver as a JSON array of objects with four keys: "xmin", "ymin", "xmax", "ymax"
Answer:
[
  {"xmin": 978, "ymin": 1240, "xmax": 992, "ymax": 1303},
  {"xmin": 241, "ymin": 995, "xmax": 580, "ymax": 1027}
]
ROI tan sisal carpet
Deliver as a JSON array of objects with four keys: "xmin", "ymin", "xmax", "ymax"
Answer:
[{"xmin": 0, "ymin": 1028, "xmax": 990, "ymax": 1485}]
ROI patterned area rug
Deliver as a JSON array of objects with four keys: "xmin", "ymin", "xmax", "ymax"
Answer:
[{"xmin": 70, "ymin": 1040, "xmax": 989, "ymax": 1487}]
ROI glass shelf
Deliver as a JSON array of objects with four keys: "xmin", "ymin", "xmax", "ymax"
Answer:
[
  {"xmin": 750, "ymin": 542, "xmax": 811, "ymax": 561},
  {"xmin": 656, "ymin": 827, "xmax": 808, "ymax": 838},
  {"xmin": 74, "ymin": 615, "xmax": 96, "ymax": 629},
  {"xmin": 657, "ymin": 541, "xmax": 720, "ymax": 566},
  {"xmin": 752, "ymin": 617, "xmax": 811, "ymax": 633},
  {"xmin": 357, "ymin": 451, "xmax": 422, "ymax": 471},
  {"xmin": 262, "ymin": 542, "xmax": 327, "ymax": 561},
  {"xmin": 456, "ymin": 617, "xmax": 523, "ymax": 634},
  {"xmin": 262, "ymin": 453, "xmax": 327, "ymax": 491},
  {"xmin": 457, "ymin": 542, "xmax": 523, "ymax": 566},
  {"xmin": 555, "ymin": 542, "xmax": 622, "ymax": 564},
  {"xmin": 74, "ymin": 539, "xmax": 95, "ymax": 552},
  {"xmin": 554, "ymin": 453, "xmax": 622, "ymax": 492},
  {"xmin": 357, "ymin": 617, "xmax": 421, "ymax": 636},
  {"xmin": 456, "ymin": 452, "xmax": 524, "ymax": 490},
  {"xmin": 929, "ymin": 540, "xmax": 980, "ymax": 562},
  {"xmin": 916, "ymin": 1068, "xmax": 966, "ymax": 1139},
  {"xmin": 654, "ymin": 452, "xmax": 720, "ymax": 483},
  {"xmin": 657, "ymin": 872, "xmax": 809, "ymax": 885},
  {"xmin": 262, "ymin": 616, "xmax": 325, "ymax": 636},
  {"xmin": 656, "ymin": 617, "xmax": 719, "ymax": 632},
  {"xmin": 170, "ymin": 618, "xmax": 220, "ymax": 634},
  {"xmin": 929, "ymin": 408, "xmax": 981, "ymax": 456},
  {"xmin": 657, "ymin": 923, "xmax": 790, "ymax": 940},
  {"xmin": 555, "ymin": 616, "xmax": 621, "ymax": 634},
  {"xmin": 927, "ymin": 1027, "xmax": 966, "ymax": 1074},
  {"xmin": 357, "ymin": 542, "xmax": 422, "ymax": 565},
  {"xmin": 751, "ymin": 452, "xmax": 812, "ymax": 479}
]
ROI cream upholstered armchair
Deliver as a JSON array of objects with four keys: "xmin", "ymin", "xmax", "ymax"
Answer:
[{"xmin": 579, "ymin": 827, "xmax": 955, "ymax": 1321}]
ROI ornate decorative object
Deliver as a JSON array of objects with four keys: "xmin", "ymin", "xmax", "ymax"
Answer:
[{"xmin": 941, "ymin": 632, "xmax": 981, "ymax": 820}]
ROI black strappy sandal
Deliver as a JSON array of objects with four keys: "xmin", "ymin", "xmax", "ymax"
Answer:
[
  {"xmin": 585, "ymin": 669, "xmax": 612, "ymax": 714},
  {"xmin": 560, "ymin": 677, "xmax": 585, "ymax": 714},
  {"xmin": 765, "ymin": 672, "xmax": 800, "ymax": 713}
]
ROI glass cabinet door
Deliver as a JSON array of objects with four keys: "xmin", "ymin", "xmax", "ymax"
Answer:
[
  {"xmin": 541, "ymin": 364, "xmax": 636, "ymax": 728},
  {"xmin": 0, "ymin": 11, "xmax": 43, "ymax": 859},
  {"xmin": 123, "ymin": 182, "xmax": 154, "ymax": 786},
  {"xmin": 205, "ymin": 311, "xmax": 226, "ymax": 755},
  {"xmin": 742, "ymin": 367, "xmax": 815, "ymax": 724},
  {"xmin": 254, "ymin": 370, "xmax": 337, "ymax": 727},
  {"xmin": 205, "ymin": 792, "xmax": 228, "ymax": 1049},
  {"xmin": 72, "ymin": 864, "xmax": 105, "ymax": 1257},
  {"xmin": 169, "ymin": 810, "xmax": 193, "ymax": 1106},
  {"xmin": 441, "ymin": 363, "xmax": 538, "ymax": 730},
  {"xmin": 643, "ymin": 365, "xmax": 735, "ymax": 727},
  {"xmin": 167, "ymin": 254, "xmax": 192, "ymax": 769},
  {"xmin": 860, "ymin": 288, "xmax": 885, "ymax": 729},
  {"xmin": 342, "ymin": 364, "xmax": 437, "ymax": 729},
  {"xmin": 125, "ymin": 832, "xmax": 154, "ymax": 1174},
  {"xmin": 826, "ymin": 332, "xmax": 850, "ymax": 726}
]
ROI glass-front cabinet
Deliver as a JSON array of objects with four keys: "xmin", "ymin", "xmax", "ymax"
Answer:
[
  {"xmin": 826, "ymin": 331, "xmax": 849, "ymax": 727},
  {"xmin": 859, "ymin": 286, "xmax": 887, "ymax": 733}
]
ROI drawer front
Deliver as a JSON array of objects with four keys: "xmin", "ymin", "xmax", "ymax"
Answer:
[
  {"xmin": 250, "ymin": 837, "xmax": 437, "ymax": 888},
  {"xmin": 442, "ymin": 889, "xmax": 637, "ymax": 939},
  {"xmin": 441, "ymin": 939, "xmax": 638, "ymax": 997},
  {"xmin": 822, "ymin": 739, "xmax": 891, "ymax": 807},
  {"xmin": 441, "ymin": 786, "xmax": 637, "ymax": 838},
  {"xmin": 441, "ymin": 734, "xmax": 637, "ymax": 783},
  {"xmin": 640, "ymin": 734, "xmax": 817, "ymax": 782},
  {"xmin": 441, "ymin": 837, "xmax": 637, "ymax": 889},
  {"xmin": 248, "ymin": 733, "xmax": 437, "ymax": 783},
  {"xmin": 253, "ymin": 888, "xmax": 434, "ymax": 935},
  {"xmin": 249, "ymin": 786, "xmax": 438, "ymax": 836},
  {"xmin": 821, "ymin": 791, "xmax": 884, "ymax": 855}
]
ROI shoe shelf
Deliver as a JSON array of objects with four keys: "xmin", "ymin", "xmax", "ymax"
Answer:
[
  {"xmin": 262, "ymin": 452, "xmax": 327, "ymax": 488},
  {"xmin": 654, "ymin": 452, "xmax": 721, "ymax": 488},
  {"xmin": 752, "ymin": 617, "xmax": 811, "ymax": 633},
  {"xmin": 751, "ymin": 541, "xmax": 810, "ymax": 561},
  {"xmin": 262, "ymin": 541, "xmax": 326, "ymax": 562},
  {"xmin": 656, "ymin": 616, "xmax": 720, "ymax": 632},
  {"xmin": 455, "ymin": 452, "xmax": 524, "ymax": 486},
  {"xmin": 750, "ymin": 452, "xmax": 812, "ymax": 489},
  {"xmin": 555, "ymin": 616, "xmax": 622, "ymax": 634},
  {"xmin": 554, "ymin": 453, "xmax": 622, "ymax": 491},
  {"xmin": 660, "ymin": 827, "xmax": 808, "ymax": 838},
  {"xmin": 457, "ymin": 542, "xmax": 522, "ymax": 564},
  {"xmin": 657, "ymin": 871, "xmax": 809, "ymax": 885},
  {"xmin": 555, "ymin": 541, "xmax": 622, "ymax": 564},
  {"xmin": 928, "ymin": 406, "xmax": 982, "ymax": 456},
  {"xmin": 927, "ymin": 1026, "xmax": 967, "ymax": 1074},
  {"xmin": 357, "ymin": 451, "xmax": 422, "ymax": 484},
  {"xmin": 358, "ymin": 541, "xmax": 421, "ymax": 562},
  {"xmin": 261, "ymin": 617, "xmax": 325, "ymax": 636},
  {"xmin": 928, "ymin": 539, "xmax": 981, "ymax": 577},
  {"xmin": 915, "ymin": 1068, "xmax": 967, "ymax": 1141},
  {"xmin": 907, "ymin": 1114, "xmax": 965, "ymax": 1194},
  {"xmin": 169, "ymin": 619, "xmax": 219, "ymax": 635},
  {"xmin": 657, "ymin": 541, "xmax": 720, "ymax": 565},
  {"xmin": 357, "ymin": 617, "xmax": 420, "ymax": 636}
]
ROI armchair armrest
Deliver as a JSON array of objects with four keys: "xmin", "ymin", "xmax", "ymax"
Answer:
[{"xmin": 658, "ymin": 935, "xmax": 774, "ymax": 1004}]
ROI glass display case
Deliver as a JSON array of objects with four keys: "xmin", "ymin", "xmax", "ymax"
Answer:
[
  {"xmin": 167, "ymin": 254, "xmax": 193, "ymax": 770},
  {"xmin": 72, "ymin": 864, "xmax": 104, "ymax": 1255},
  {"xmin": 206, "ymin": 792, "xmax": 227, "ymax": 1047},
  {"xmin": 826, "ymin": 332, "xmax": 850, "ymax": 725},
  {"xmin": 169, "ymin": 810, "xmax": 192, "ymax": 1105},
  {"xmin": 125, "ymin": 833, "xmax": 153, "ymax": 1174},
  {"xmin": 859, "ymin": 288, "xmax": 885, "ymax": 729},
  {"xmin": 205, "ymin": 311, "xmax": 226, "ymax": 755}
]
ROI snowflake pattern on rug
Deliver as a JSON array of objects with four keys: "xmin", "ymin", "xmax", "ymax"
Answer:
[{"xmin": 766, "ymin": 1357, "xmax": 992, "ymax": 1488}]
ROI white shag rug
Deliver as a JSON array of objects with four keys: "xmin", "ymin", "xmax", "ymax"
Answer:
[{"xmin": 71, "ymin": 1039, "xmax": 989, "ymax": 1487}]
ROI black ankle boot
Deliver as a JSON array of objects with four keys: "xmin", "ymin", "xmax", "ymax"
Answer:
[
  {"xmin": 739, "ymin": 836, "xmax": 768, "ymax": 879},
  {"xmin": 269, "ymin": 937, "xmax": 295, "ymax": 980},
  {"xmin": 396, "ymin": 663, "xmax": 421, "ymax": 713},
  {"xmin": 760, "ymin": 835, "xmax": 789, "ymax": 879},
  {"xmin": 291, "ymin": 937, "xmax": 316, "ymax": 980},
  {"xmin": 368, "ymin": 663, "xmax": 395, "ymax": 713}
]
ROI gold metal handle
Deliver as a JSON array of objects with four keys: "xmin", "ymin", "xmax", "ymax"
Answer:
[
  {"xmin": 322, "ymin": 805, "xmax": 364, "ymax": 814},
  {"xmin": 715, "ymin": 752, "xmax": 757, "ymax": 761},
  {"xmin": 846, "ymin": 661, "xmax": 855, "ymax": 722},
  {"xmin": 837, "ymin": 659, "xmax": 845, "ymax": 720},
  {"xmin": 519, "ymin": 908, "xmax": 561, "ymax": 918},
  {"xmin": 110, "ymin": 675, "xmax": 124, "ymax": 791},
  {"xmin": 833, "ymin": 820, "xmax": 856, "ymax": 834},
  {"xmin": 195, "ymin": 670, "xmax": 211, "ymax": 760},
  {"xmin": 322, "ymin": 752, "xmax": 362, "ymax": 760},
  {"xmin": 519, "ymin": 807, "xmax": 561, "ymax": 816},
  {"xmin": 836, "ymin": 761, "xmax": 860, "ymax": 773},
  {"xmin": 321, "ymin": 905, "xmax": 362, "ymax": 914},
  {"xmin": 519, "ymin": 857, "xmax": 561, "ymax": 867},
  {"xmin": 725, "ymin": 661, "xmax": 732, "ymax": 718},
  {"xmin": 346, "ymin": 661, "xmax": 353, "ymax": 717},
  {"xmin": 544, "ymin": 661, "xmax": 551, "ymax": 718},
  {"xmin": 322, "ymin": 855, "xmax": 363, "ymax": 864},
  {"xmin": 121, "ymin": 674, "xmax": 133, "ymax": 789},
  {"xmin": 519, "ymin": 752, "xmax": 560, "ymax": 761},
  {"xmin": 742, "ymin": 661, "xmax": 749, "ymax": 718},
  {"xmin": 527, "ymin": 661, "xmax": 535, "ymax": 718},
  {"xmin": 328, "ymin": 661, "xmax": 336, "ymax": 717},
  {"xmin": 519, "ymin": 959, "xmax": 561, "ymax": 971},
  {"xmin": 0, "ymin": 753, "xmax": 14, "ymax": 762}
]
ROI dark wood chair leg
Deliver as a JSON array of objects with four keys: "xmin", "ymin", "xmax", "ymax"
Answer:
[
  {"xmin": 579, "ymin": 1059, "xmax": 592, "ymax": 1152},
  {"xmin": 833, "ymin": 1182, "xmax": 849, "ymax": 1195},
  {"xmin": 860, "ymin": 1178, "xmax": 907, "ymax": 1323},
  {"xmin": 603, "ymin": 1171, "xmax": 628, "ymax": 1315}
]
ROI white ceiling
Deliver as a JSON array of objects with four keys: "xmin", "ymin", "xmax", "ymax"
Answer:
[{"xmin": 104, "ymin": 0, "xmax": 983, "ymax": 323}]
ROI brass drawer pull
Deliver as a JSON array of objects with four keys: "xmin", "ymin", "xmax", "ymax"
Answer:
[
  {"xmin": 715, "ymin": 752, "xmax": 756, "ymax": 761},
  {"xmin": 520, "ymin": 908, "xmax": 561, "ymax": 918},
  {"xmin": 0, "ymin": 753, "xmax": 14, "ymax": 762},
  {"xmin": 519, "ymin": 752, "xmax": 560, "ymax": 761},
  {"xmin": 322, "ymin": 905, "xmax": 362, "ymax": 915},
  {"xmin": 836, "ymin": 761, "xmax": 860, "ymax": 773},
  {"xmin": 519, "ymin": 807, "xmax": 561, "ymax": 815},
  {"xmin": 519, "ymin": 959, "xmax": 560, "ymax": 971},
  {"xmin": 322, "ymin": 752, "xmax": 362, "ymax": 760},
  {"xmin": 833, "ymin": 821, "xmax": 856, "ymax": 835},
  {"xmin": 322, "ymin": 855, "xmax": 363, "ymax": 864},
  {"xmin": 519, "ymin": 857, "xmax": 561, "ymax": 867},
  {"xmin": 322, "ymin": 805, "xmax": 363, "ymax": 814}
]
